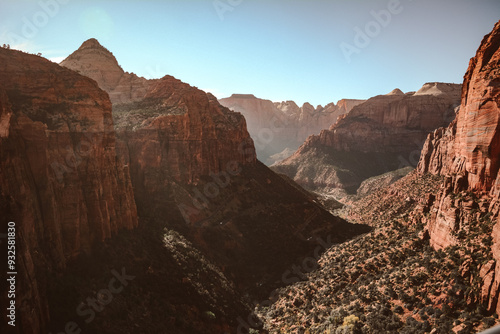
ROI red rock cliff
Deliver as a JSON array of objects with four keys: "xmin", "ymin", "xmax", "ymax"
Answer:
[
  {"xmin": 417, "ymin": 20, "xmax": 500, "ymax": 313},
  {"xmin": 113, "ymin": 75, "xmax": 256, "ymax": 219},
  {"xmin": 273, "ymin": 83, "xmax": 461, "ymax": 195},
  {"xmin": 0, "ymin": 48, "xmax": 137, "ymax": 333}
]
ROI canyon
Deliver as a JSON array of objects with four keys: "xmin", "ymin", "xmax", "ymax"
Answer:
[
  {"xmin": 1, "ymin": 16, "xmax": 499, "ymax": 334},
  {"xmin": 261, "ymin": 20, "xmax": 500, "ymax": 334},
  {"xmin": 0, "ymin": 40, "xmax": 368, "ymax": 334}
]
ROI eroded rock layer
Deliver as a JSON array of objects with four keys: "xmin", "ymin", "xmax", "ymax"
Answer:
[
  {"xmin": 0, "ymin": 48, "xmax": 138, "ymax": 333},
  {"xmin": 417, "ymin": 20, "xmax": 500, "ymax": 313},
  {"xmin": 61, "ymin": 38, "xmax": 155, "ymax": 104}
]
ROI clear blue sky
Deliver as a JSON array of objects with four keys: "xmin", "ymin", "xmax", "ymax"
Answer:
[{"xmin": 0, "ymin": 0, "xmax": 498, "ymax": 106}]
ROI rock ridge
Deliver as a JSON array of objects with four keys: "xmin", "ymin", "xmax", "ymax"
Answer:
[{"xmin": 273, "ymin": 83, "xmax": 462, "ymax": 196}]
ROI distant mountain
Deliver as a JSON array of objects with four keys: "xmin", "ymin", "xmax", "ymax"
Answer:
[
  {"xmin": 219, "ymin": 94, "xmax": 364, "ymax": 165},
  {"xmin": 272, "ymin": 82, "xmax": 462, "ymax": 197}
]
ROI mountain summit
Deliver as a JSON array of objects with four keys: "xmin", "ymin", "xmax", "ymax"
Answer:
[
  {"xmin": 61, "ymin": 38, "xmax": 153, "ymax": 104},
  {"xmin": 77, "ymin": 37, "xmax": 107, "ymax": 50}
]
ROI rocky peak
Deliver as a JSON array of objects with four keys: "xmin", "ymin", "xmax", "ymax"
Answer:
[
  {"xmin": 386, "ymin": 88, "xmax": 405, "ymax": 96},
  {"xmin": 61, "ymin": 39, "xmax": 152, "ymax": 104},
  {"xmin": 78, "ymin": 37, "xmax": 108, "ymax": 51},
  {"xmin": 275, "ymin": 100, "xmax": 300, "ymax": 115}
]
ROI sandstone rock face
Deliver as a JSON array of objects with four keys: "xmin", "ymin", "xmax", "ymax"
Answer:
[
  {"xmin": 273, "ymin": 83, "xmax": 461, "ymax": 195},
  {"xmin": 417, "ymin": 20, "xmax": 500, "ymax": 313},
  {"xmin": 113, "ymin": 76, "xmax": 257, "ymax": 216},
  {"xmin": 61, "ymin": 38, "xmax": 154, "ymax": 104},
  {"xmin": 219, "ymin": 94, "xmax": 364, "ymax": 164},
  {"xmin": 0, "ymin": 48, "xmax": 137, "ymax": 333}
]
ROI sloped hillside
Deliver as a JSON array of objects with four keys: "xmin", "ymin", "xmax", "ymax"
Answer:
[{"xmin": 261, "ymin": 172, "xmax": 499, "ymax": 333}]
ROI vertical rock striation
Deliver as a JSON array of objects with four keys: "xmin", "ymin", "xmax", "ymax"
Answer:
[
  {"xmin": 417, "ymin": 20, "xmax": 500, "ymax": 313},
  {"xmin": 113, "ymin": 75, "xmax": 257, "ymax": 218},
  {"xmin": 0, "ymin": 48, "xmax": 137, "ymax": 333}
]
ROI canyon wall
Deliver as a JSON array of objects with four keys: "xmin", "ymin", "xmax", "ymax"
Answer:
[
  {"xmin": 417, "ymin": 20, "xmax": 500, "ymax": 313},
  {"xmin": 112, "ymin": 75, "xmax": 257, "ymax": 219},
  {"xmin": 0, "ymin": 48, "xmax": 137, "ymax": 333},
  {"xmin": 60, "ymin": 38, "xmax": 369, "ymax": 308}
]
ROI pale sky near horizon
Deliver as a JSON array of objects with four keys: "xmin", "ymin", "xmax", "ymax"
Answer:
[{"xmin": 0, "ymin": 0, "xmax": 498, "ymax": 106}]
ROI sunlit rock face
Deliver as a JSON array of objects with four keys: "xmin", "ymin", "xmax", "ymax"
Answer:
[
  {"xmin": 417, "ymin": 21, "xmax": 500, "ymax": 313},
  {"xmin": 61, "ymin": 38, "xmax": 155, "ymax": 104},
  {"xmin": 273, "ymin": 82, "xmax": 461, "ymax": 195}
]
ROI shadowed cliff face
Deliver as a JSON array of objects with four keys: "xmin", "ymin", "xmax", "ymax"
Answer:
[
  {"xmin": 111, "ymin": 74, "xmax": 369, "ymax": 300},
  {"xmin": 0, "ymin": 48, "xmax": 138, "ymax": 333},
  {"xmin": 0, "ymin": 46, "xmax": 253, "ymax": 334},
  {"xmin": 417, "ymin": 20, "xmax": 500, "ymax": 313},
  {"xmin": 272, "ymin": 82, "xmax": 462, "ymax": 196}
]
